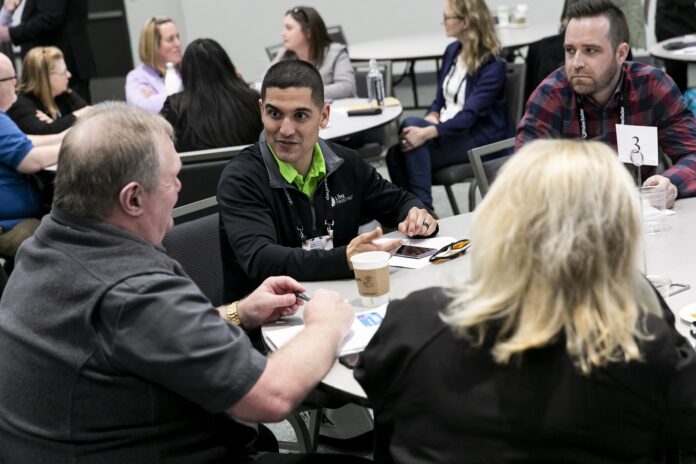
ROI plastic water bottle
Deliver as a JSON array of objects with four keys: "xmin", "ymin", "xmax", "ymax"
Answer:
[
  {"xmin": 366, "ymin": 59, "xmax": 385, "ymax": 106},
  {"xmin": 164, "ymin": 62, "xmax": 182, "ymax": 96}
]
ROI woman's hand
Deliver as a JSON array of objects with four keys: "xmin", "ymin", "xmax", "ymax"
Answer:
[
  {"xmin": 35, "ymin": 110, "xmax": 53, "ymax": 124},
  {"xmin": 424, "ymin": 112, "xmax": 440, "ymax": 124},
  {"xmin": 4, "ymin": 0, "xmax": 22, "ymax": 13},
  {"xmin": 72, "ymin": 106, "xmax": 92, "ymax": 118},
  {"xmin": 399, "ymin": 125, "xmax": 439, "ymax": 152}
]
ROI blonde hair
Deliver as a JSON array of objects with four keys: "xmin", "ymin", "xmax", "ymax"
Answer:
[
  {"xmin": 442, "ymin": 139, "xmax": 661, "ymax": 374},
  {"xmin": 138, "ymin": 17, "xmax": 173, "ymax": 72},
  {"xmin": 17, "ymin": 46, "xmax": 65, "ymax": 119},
  {"xmin": 449, "ymin": 0, "xmax": 501, "ymax": 72}
]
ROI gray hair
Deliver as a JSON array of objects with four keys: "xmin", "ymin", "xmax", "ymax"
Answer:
[{"xmin": 53, "ymin": 101, "xmax": 174, "ymax": 219}]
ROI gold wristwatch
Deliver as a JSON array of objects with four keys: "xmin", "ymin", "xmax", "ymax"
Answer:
[{"xmin": 225, "ymin": 300, "xmax": 242, "ymax": 325}]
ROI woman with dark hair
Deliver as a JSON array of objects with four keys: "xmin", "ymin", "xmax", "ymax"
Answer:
[
  {"xmin": 161, "ymin": 38, "xmax": 262, "ymax": 152},
  {"xmin": 269, "ymin": 6, "xmax": 355, "ymax": 100}
]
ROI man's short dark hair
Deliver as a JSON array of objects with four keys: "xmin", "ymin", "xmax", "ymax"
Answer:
[
  {"xmin": 566, "ymin": 0, "xmax": 629, "ymax": 50},
  {"xmin": 261, "ymin": 60, "xmax": 324, "ymax": 108}
]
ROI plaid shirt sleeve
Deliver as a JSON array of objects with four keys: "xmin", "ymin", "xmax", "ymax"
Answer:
[
  {"xmin": 515, "ymin": 70, "xmax": 569, "ymax": 151},
  {"xmin": 650, "ymin": 71, "xmax": 696, "ymax": 198}
]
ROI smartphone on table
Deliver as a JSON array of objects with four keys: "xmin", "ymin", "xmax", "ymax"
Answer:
[{"xmin": 393, "ymin": 244, "xmax": 438, "ymax": 259}]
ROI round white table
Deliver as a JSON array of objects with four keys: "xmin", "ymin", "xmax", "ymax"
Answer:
[
  {"xmin": 263, "ymin": 197, "xmax": 696, "ymax": 404},
  {"xmin": 649, "ymin": 34, "xmax": 696, "ymax": 88},
  {"xmin": 349, "ymin": 23, "xmax": 561, "ymax": 61},
  {"xmin": 320, "ymin": 98, "xmax": 402, "ymax": 141},
  {"xmin": 349, "ymin": 22, "xmax": 559, "ymax": 109}
]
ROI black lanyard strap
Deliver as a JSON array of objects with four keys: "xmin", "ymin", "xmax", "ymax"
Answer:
[
  {"xmin": 443, "ymin": 60, "xmax": 467, "ymax": 108},
  {"xmin": 575, "ymin": 73, "xmax": 626, "ymax": 140},
  {"xmin": 283, "ymin": 179, "xmax": 333, "ymax": 243}
]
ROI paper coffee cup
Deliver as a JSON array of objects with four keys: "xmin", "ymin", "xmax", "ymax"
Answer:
[{"xmin": 350, "ymin": 251, "xmax": 390, "ymax": 306}]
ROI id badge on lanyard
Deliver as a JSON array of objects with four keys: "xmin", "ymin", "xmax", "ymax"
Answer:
[{"xmin": 302, "ymin": 229, "xmax": 334, "ymax": 251}]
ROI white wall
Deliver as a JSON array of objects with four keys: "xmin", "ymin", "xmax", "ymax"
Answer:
[{"xmin": 124, "ymin": 0, "xmax": 565, "ymax": 79}]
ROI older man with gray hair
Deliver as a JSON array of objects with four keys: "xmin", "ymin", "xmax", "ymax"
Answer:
[
  {"xmin": 0, "ymin": 102, "xmax": 365, "ymax": 464},
  {"xmin": 0, "ymin": 52, "xmax": 63, "ymax": 266}
]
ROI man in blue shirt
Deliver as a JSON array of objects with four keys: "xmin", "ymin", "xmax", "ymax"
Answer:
[{"xmin": 0, "ymin": 52, "xmax": 63, "ymax": 264}]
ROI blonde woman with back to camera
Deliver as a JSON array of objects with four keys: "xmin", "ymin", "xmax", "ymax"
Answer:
[
  {"xmin": 356, "ymin": 139, "xmax": 696, "ymax": 463},
  {"xmin": 7, "ymin": 46, "xmax": 89, "ymax": 135}
]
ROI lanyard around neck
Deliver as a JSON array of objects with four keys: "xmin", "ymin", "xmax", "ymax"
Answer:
[
  {"xmin": 575, "ymin": 74, "xmax": 626, "ymax": 139},
  {"xmin": 283, "ymin": 179, "xmax": 333, "ymax": 243},
  {"xmin": 443, "ymin": 60, "xmax": 467, "ymax": 108}
]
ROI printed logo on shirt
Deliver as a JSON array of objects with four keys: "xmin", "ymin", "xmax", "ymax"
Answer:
[{"xmin": 331, "ymin": 193, "xmax": 354, "ymax": 207}]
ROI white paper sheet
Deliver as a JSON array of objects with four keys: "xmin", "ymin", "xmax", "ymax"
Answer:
[{"xmin": 264, "ymin": 304, "xmax": 388, "ymax": 356}]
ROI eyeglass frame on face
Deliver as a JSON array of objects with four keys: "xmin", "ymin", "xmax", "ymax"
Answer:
[
  {"xmin": 443, "ymin": 14, "xmax": 464, "ymax": 21},
  {"xmin": 429, "ymin": 239, "xmax": 471, "ymax": 263},
  {"xmin": 0, "ymin": 75, "xmax": 16, "ymax": 83}
]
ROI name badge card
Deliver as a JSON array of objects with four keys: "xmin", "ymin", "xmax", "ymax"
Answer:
[
  {"xmin": 302, "ymin": 234, "xmax": 334, "ymax": 251},
  {"xmin": 616, "ymin": 124, "xmax": 658, "ymax": 166}
]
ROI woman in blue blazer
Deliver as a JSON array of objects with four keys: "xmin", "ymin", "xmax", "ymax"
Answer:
[{"xmin": 386, "ymin": 0, "xmax": 514, "ymax": 211}]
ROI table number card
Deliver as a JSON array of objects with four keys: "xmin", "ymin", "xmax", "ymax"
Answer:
[{"xmin": 616, "ymin": 124, "xmax": 659, "ymax": 166}]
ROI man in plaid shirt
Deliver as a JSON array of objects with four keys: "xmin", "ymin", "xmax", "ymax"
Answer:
[{"xmin": 516, "ymin": 0, "xmax": 696, "ymax": 208}]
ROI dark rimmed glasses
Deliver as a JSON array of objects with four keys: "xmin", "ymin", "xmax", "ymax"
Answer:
[
  {"xmin": 0, "ymin": 75, "xmax": 16, "ymax": 83},
  {"xmin": 429, "ymin": 239, "xmax": 471, "ymax": 263}
]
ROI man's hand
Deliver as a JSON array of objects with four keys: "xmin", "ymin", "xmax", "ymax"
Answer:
[
  {"xmin": 346, "ymin": 227, "xmax": 402, "ymax": 268},
  {"xmin": 398, "ymin": 207, "xmax": 437, "ymax": 237},
  {"xmin": 303, "ymin": 289, "xmax": 353, "ymax": 341},
  {"xmin": 644, "ymin": 175, "xmax": 677, "ymax": 209},
  {"xmin": 400, "ymin": 125, "xmax": 438, "ymax": 152},
  {"xmin": 236, "ymin": 276, "xmax": 306, "ymax": 329}
]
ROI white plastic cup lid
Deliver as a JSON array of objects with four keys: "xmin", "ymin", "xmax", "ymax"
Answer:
[{"xmin": 350, "ymin": 251, "xmax": 390, "ymax": 270}]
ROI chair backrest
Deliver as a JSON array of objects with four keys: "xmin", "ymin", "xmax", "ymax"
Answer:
[
  {"xmin": 468, "ymin": 137, "xmax": 516, "ymax": 199},
  {"xmin": 327, "ymin": 25, "xmax": 348, "ymax": 46},
  {"xmin": 163, "ymin": 196, "xmax": 224, "ymax": 307},
  {"xmin": 351, "ymin": 60, "xmax": 392, "ymax": 98},
  {"xmin": 176, "ymin": 145, "xmax": 248, "ymax": 207},
  {"xmin": 265, "ymin": 43, "xmax": 283, "ymax": 61},
  {"xmin": 505, "ymin": 62, "xmax": 526, "ymax": 125}
]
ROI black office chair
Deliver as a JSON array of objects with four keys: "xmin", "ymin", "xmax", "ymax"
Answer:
[
  {"xmin": 431, "ymin": 62, "xmax": 525, "ymax": 214},
  {"xmin": 469, "ymin": 137, "xmax": 516, "ymax": 200},
  {"xmin": 327, "ymin": 25, "xmax": 348, "ymax": 47},
  {"xmin": 176, "ymin": 145, "xmax": 248, "ymax": 208},
  {"xmin": 165, "ymin": 197, "xmax": 347, "ymax": 453},
  {"xmin": 163, "ymin": 197, "xmax": 224, "ymax": 305}
]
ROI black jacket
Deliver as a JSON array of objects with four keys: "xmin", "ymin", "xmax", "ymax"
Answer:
[
  {"xmin": 655, "ymin": 0, "xmax": 696, "ymax": 41},
  {"xmin": 9, "ymin": 0, "xmax": 95, "ymax": 81},
  {"xmin": 217, "ymin": 136, "xmax": 424, "ymax": 301},
  {"xmin": 7, "ymin": 91, "xmax": 86, "ymax": 135},
  {"xmin": 357, "ymin": 287, "xmax": 696, "ymax": 463}
]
